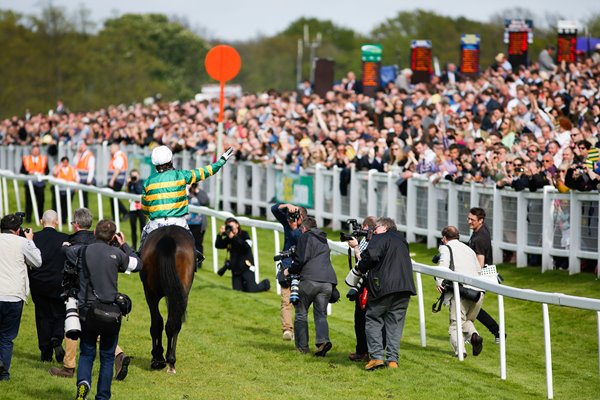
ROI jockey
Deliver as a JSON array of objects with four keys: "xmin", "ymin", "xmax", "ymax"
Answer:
[{"xmin": 139, "ymin": 145, "xmax": 234, "ymax": 264}]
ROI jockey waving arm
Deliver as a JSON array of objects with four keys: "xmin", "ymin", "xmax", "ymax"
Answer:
[{"xmin": 139, "ymin": 146, "xmax": 234, "ymax": 257}]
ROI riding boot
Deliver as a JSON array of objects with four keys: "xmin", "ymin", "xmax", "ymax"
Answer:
[{"xmin": 195, "ymin": 250, "xmax": 205, "ymax": 271}]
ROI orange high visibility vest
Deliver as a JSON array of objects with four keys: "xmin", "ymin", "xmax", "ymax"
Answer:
[
  {"xmin": 57, "ymin": 165, "xmax": 77, "ymax": 182},
  {"xmin": 23, "ymin": 155, "xmax": 48, "ymax": 174},
  {"xmin": 76, "ymin": 150, "xmax": 94, "ymax": 172}
]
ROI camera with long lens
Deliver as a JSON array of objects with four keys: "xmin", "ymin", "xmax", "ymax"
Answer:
[
  {"xmin": 217, "ymin": 260, "xmax": 231, "ymax": 276},
  {"xmin": 340, "ymin": 218, "xmax": 373, "ymax": 242},
  {"xmin": 273, "ymin": 247, "xmax": 299, "ymax": 303},
  {"xmin": 64, "ymin": 297, "xmax": 81, "ymax": 340},
  {"xmin": 224, "ymin": 225, "xmax": 233, "ymax": 235},
  {"xmin": 344, "ymin": 267, "xmax": 364, "ymax": 301}
]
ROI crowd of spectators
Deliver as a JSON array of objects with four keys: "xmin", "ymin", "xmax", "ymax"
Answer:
[{"xmin": 2, "ymin": 48, "xmax": 600, "ymax": 194}]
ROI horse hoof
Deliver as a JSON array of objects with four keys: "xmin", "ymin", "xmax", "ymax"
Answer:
[
  {"xmin": 151, "ymin": 360, "xmax": 166, "ymax": 370},
  {"xmin": 166, "ymin": 364, "xmax": 176, "ymax": 374}
]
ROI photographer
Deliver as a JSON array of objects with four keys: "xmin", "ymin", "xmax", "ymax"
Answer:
[
  {"xmin": 434, "ymin": 226, "xmax": 484, "ymax": 358},
  {"xmin": 344, "ymin": 216, "xmax": 377, "ymax": 362},
  {"xmin": 0, "ymin": 213, "xmax": 42, "ymax": 381},
  {"xmin": 215, "ymin": 217, "xmax": 270, "ymax": 293},
  {"xmin": 126, "ymin": 169, "xmax": 145, "ymax": 249},
  {"xmin": 350, "ymin": 217, "xmax": 415, "ymax": 370},
  {"xmin": 73, "ymin": 220, "xmax": 141, "ymax": 400},
  {"xmin": 285, "ymin": 218, "xmax": 337, "ymax": 356},
  {"xmin": 271, "ymin": 202, "xmax": 307, "ymax": 341}
]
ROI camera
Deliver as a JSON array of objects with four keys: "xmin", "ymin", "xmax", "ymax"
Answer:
[
  {"xmin": 514, "ymin": 167, "xmax": 525, "ymax": 174},
  {"xmin": 340, "ymin": 218, "xmax": 373, "ymax": 242},
  {"xmin": 64, "ymin": 297, "xmax": 81, "ymax": 340},
  {"xmin": 273, "ymin": 246, "xmax": 296, "ymax": 262},
  {"xmin": 217, "ymin": 260, "xmax": 231, "ymax": 276},
  {"xmin": 130, "ymin": 175, "xmax": 138, "ymax": 182},
  {"xmin": 14, "ymin": 212, "xmax": 30, "ymax": 237},
  {"xmin": 432, "ymin": 253, "xmax": 441, "ymax": 264},
  {"xmin": 224, "ymin": 225, "xmax": 233, "ymax": 234},
  {"xmin": 287, "ymin": 209, "xmax": 300, "ymax": 221}
]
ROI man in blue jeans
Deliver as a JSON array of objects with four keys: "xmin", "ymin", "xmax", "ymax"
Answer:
[
  {"xmin": 0, "ymin": 214, "xmax": 42, "ymax": 381},
  {"xmin": 73, "ymin": 220, "xmax": 141, "ymax": 399}
]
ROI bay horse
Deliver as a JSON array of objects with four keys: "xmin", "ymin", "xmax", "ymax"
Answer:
[{"xmin": 140, "ymin": 225, "xmax": 195, "ymax": 374}]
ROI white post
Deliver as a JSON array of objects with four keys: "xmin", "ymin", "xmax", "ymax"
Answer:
[
  {"xmin": 251, "ymin": 164, "xmax": 261, "ymax": 216},
  {"xmin": 568, "ymin": 192, "xmax": 581, "ymax": 274},
  {"xmin": 349, "ymin": 167, "xmax": 359, "ymax": 217},
  {"xmin": 211, "ymin": 216, "xmax": 219, "ymax": 273},
  {"xmin": 12, "ymin": 179, "xmax": 21, "ymax": 212},
  {"xmin": 542, "ymin": 303, "xmax": 554, "ymax": 400},
  {"xmin": 415, "ymin": 272, "xmax": 426, "ymax": 347},
  {"xmin": 367, "ymin": 170, "xmax": 377, "ymax": 216},
  {"xmin": 492, "ymin": 187, "xmax": 503, "ymax": 265},
  {"xmin": 453, "ymin": 281, "xmax": 464, "ymax": 361},
  {"xmin": 274, "ymin": 230, "xmax": 281, "ymax": 295},
  {"xmin": 386, "ymin": 171, "xmax": 397, "ymax": 222},
  {"xmin": 498, "ymin": 294, "xmax": 506, "ymax": 380},
  {"xmin": 251, "ymin": 226, "xmax": 260, "ymax": 284},
  {"xmin": 332, "ymin": 166, "xmax": 341, "ymax": 230},
  {"xmin": 113, "ymin": 197, "xmax": 120, "ymax": 233},
  {"xmin": 516, "ymin": 192, "xmax": 527, "ymax": 267},
  {"xmin": 405, "ymin": 178, "xmax": 416, "ymax": 243},
  {"xmin": 266, "ymin": 165, "xmax": 275, "ymax": 221},
  {"xmin": 314, "ymin": 164, "xmax": 324, "ymax": 226},
  {"xmin": 236, "ymin": 163, "xmax": 245, "ymax": 215},
  {"xmin": 66, "ymin": 188, "xmax": 73, "ymax": 230},
  {"xmin": 426, "ymin": 179, "xmax": 437, "ymax": 248},
  {"xmin": 0, "ymin": 176, "xmax": 3, "ymax": 216},
  {"xmin": 78, "ymin": 190, "xmax": 84, "ymax": 209},
  {"xmin": 29, "ymin": 180, "xmax": 40, "ymax": 226},
  {"xmin": 2, "ymin": 177, "xmax": 10, "ymax": 215},
  {"xmin": 97, "ymin": 193, "xmax": 104, "ymax": 220},
  {"xmin": 214, "ymin": 122, "xmax": 224, "ymax": 211},
  {"xmin": 541, "ymin": 187, "xmax": 553, "ymax": 272},
  {"xmin": 447, "ymin": 182, "xmax": 458, "ymax": 228},
  {"xmin": 55, "ymin": 185, "xmax": 63, "ymax": 232}
]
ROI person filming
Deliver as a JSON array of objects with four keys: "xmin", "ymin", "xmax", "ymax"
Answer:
[{"xmin": 215, "ymin": 217, "xmax": 270, "ymax": 293}]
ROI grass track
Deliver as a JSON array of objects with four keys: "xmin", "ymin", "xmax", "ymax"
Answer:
[{"xmin": 1, "ymin": 185, "xmax": 599, "ymax": 399}]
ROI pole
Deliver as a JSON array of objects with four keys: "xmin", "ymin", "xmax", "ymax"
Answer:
[
  {"xmin": 215, "ymin": 80, "xmax": 225, "ymax": 211},
  {"xmin": 296, "ymin": 39, "xmax": 303, "ymax": 88},
  {"xmin": 543, "ymin": 303, "xmax": 554, "ymax": 399}
]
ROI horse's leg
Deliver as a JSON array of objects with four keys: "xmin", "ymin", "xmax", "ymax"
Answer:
[
  {"xmin": 145, "ymin": 292, "xmax": 166, "ymax": 370},
  {"xmin": 164, "ymin": 297, "xmax": 187, "ymax": 374}
]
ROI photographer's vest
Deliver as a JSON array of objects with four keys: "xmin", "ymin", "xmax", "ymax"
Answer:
[
  {"xmin": 75, "ymin": 150, "xmax": 95, "ymax": 183},
  {"xmin": 108, "ymin": 150, "xmax": 128, "ymax": 183},
  {"xmin": 141, "ymin": 159, "xmax": 225, "ymax": 220},
  {"xmin": 23, "ymin": 155, "xmax": 48, "ymax": 187}
]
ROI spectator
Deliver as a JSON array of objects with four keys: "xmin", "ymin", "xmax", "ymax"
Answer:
[
  {"xmin": 52, "ymin": 156, "xmax": 78, "ymax": 223},
  {"xmin": 537, "ymin": 45, "xmax": 556, "ymax": 73},
  {"xmin": 186, "ymin": 183, "xmax": 209, "ymax": 263},
  {"xmin": 20, "ymin": 144, "xmax": 49, "ymax": 223},
  {"xmin": 126, "ymin": 169, "xmax": 145, "ymax": 250}
]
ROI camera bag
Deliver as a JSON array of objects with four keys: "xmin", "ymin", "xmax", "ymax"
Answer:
[{"xmin": 432, "ymin": 244, "xmax": 481, "ymax": 312}]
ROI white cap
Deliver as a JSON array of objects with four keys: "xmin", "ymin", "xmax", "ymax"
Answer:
[{"xmin": 151, "ymin": 145, "xmax": 173, "ymax": 166}]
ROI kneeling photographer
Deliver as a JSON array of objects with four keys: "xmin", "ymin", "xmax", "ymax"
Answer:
[
  {"xmin": 73, "ymin": 219, "xmax": 142, "ymax": 400},
  {"xmin": 433, "ymin": 226, "xmax": 484, "ymax": 358},
  {"xmin": 285, "ymin": 218, "xmax": 337, "ymax": 356},
  {"xmin": 215, "ymin": 217, "xmax": 270, "ymax": 293}
]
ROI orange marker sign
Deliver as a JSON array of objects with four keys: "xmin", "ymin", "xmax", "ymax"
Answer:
[{"xmin": 205, "ymin": 45, "xmax": 242, "ymax": 122}]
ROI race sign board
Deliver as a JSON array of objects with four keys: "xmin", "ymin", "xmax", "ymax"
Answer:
[
  {"xmin": 460, "ymin": 34, "xmax": 480, "ymax": 76},
  {"xmin": 410, "ymin": 40, "xmax": 432, "ymax": 84}
]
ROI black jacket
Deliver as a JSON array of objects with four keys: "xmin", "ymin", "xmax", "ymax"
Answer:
[
  {"xmin": 357, "ymin": 230, "xmax": 415, "ymax": 301},
  {"xmin": 289, "ymin": 228, "xmax": 337, "ymax": 285},
  {"xmin": 77, "ymin": 240, "xmax": 141, "ymax": 306},
  {"xmin": 215, "ymin": 230, "xmax": 254, "ymax": 276},
  {"xmin": 30, "ymin": 227, "xmax": 69, "ymax": 299}
]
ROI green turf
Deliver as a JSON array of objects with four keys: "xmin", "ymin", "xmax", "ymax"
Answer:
[{"xmin": 2, "ymin": 184, "xmax": 600, "ymax": 399}]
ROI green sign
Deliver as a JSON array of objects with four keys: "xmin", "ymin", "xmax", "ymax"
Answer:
[
  {"xmin": 361, "ymin": 44, "xmax": 383, "ymax": 62},
  {"xmin": 274, "ymin": 171, "xmax": 314, "ymax": 209}
]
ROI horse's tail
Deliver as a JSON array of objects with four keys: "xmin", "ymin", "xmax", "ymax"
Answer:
[{"xmin": 155, "ymin": 235, "xmax": 187, "ymax": 323}]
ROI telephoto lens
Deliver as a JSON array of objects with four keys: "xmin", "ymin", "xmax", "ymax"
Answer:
[
  {"xmin": 289, "ymin": 276, "xmax": 300, "ymax": 304},
  {"xmin": 64, "ymin": 297, "xmax": 81, "ymax": 340}
]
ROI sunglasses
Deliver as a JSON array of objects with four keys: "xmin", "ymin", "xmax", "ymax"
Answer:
[{"xmin": 528, "ymin": 149, "xmax": 539, "ymax": 152}]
